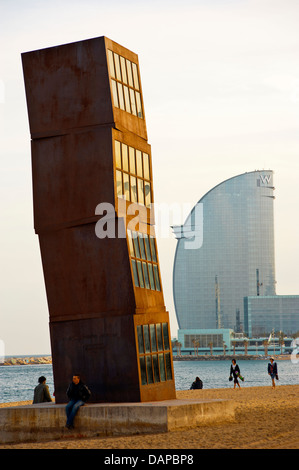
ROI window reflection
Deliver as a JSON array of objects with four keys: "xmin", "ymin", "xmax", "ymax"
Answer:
[
  {"xmin": 136, "ymin": 150, "xmax": 143, "ymax": 177},
  {"xmin": 123, "ymin": 85, "xmax": 131, "ymax": 113},
  {"xmin": 129, "ymin": 147, "xmax": 136, "ymax": 173},
  {"xmin": 130, "ymin": 88, "xmax": 137, "ymax": 116},
  {"xmin": 117, "ymin": 82, "xmax": 125, "ymax": 110},
  {"xmin": 116, "ymin": 170, "xmax": 122, "ymax": 196},
  {"xmin": 136, "ymin": 322, "xmax": 173, "ymax": 386},
  {"xmin": 137, "ymin": 178, "xmax": 144, "ymax": 205},
  {"xmin": 109, "ymin": 50, "xmax": 144, "ymax": 119},
  {"xmin": 115, "ymin": 141, "xmax": 121, "ymax": 169},
  {"xmin": 136, "ymin": 92, "xmax": 143, "ymax": 118},
  {"xmin": 126, "ymin": 59, "xmax": 134, "ymax": 87},
  {"xmin": 122, "ymin": 143, "xmax": 129, "ymax": 171},
  {"xmin": 127, "ymin": 229, "xmax": 161, "ymax": 293},
  {"xmin": 111, "ymin": 80, "xmax": 119, "ymax": 108},
  {"xmin": 123, "ymin": 173, "xmax": 130, "ymax": 200},
  {"xmin": 130, "ymin": 176, "xmax": 137, "ymax": 202},
  {"xmin": 143, "ymin": 153, "xmax": 150, "ymax": 179},
  {"xmin": 114, "ymin": 53, "xmax": 122, "ymax": 81},
  {"xmin": 132, "ymin": 62, "xmax": 140, "ymax": 90},
  {"xmin": 107, "ymin": 50, "xmax": 115, "ymax": 79},
  {"xmin": 120, "ymin": 56, "xmax": 128, "ymax": 84},
  {"xmin": 114, "ymin": 140, "xmax": 151, "ymax": 208}
]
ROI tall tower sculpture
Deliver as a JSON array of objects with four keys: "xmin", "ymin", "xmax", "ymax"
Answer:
[{"xmin": 22, "ymin": 37, "xmax": 176, "ymax": 403}]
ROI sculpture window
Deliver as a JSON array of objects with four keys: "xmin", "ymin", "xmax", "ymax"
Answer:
[
  {"xmin": 127, "ymin": 230, "xmax": 161, "ymax": 291},
  {"xmin": 114, "ymin": 140, "xmax": 151, "ymax": 208},
  {"xmin": 136, "ymin": 323, "xmax": 172, "ymax": 385},
  {"xmin": 108, "ymin": 49, "xmax": 143, "ymax": 118}
]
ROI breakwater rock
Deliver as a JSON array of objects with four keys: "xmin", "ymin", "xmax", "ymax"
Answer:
[{"xmin": 1, "ymin": 356, "xmax": 52, "ymax": 366}]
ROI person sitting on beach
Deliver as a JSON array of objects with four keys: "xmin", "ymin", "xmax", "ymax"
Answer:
[
  {"xmin": 65, "ymin": 374, "xmax": 91, "ymax": 429},
  {"xmin": 33, "ymin": 376, "xmax": 52, "ymax": 403},
  {"xmin": 268, "ymin": 357, "xmax": 278, "ymax": 389},
  {"xmin": 190, "ymin": 376, "xmax": 203, "ymax": 389},
  {"xmin": 229, "ymin": 359, "xmax": 243, "ymax": 389}
]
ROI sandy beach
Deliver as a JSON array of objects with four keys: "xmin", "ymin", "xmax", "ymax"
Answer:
[{"xmin": 0, "ymin": 384, "xmax": 298, "ymax": 449}]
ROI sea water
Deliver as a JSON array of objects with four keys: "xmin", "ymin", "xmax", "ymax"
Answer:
[{"xmin": 0, "ymin": 359, "xmax": 298, "ymax": 403}]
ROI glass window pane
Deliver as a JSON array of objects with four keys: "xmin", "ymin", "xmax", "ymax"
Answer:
[
  {"xmin": 143, "ymin": 325, "xmax": 150, "ymax": 353},
  {"xmin": 114, "ymin": 53, "xmax": 122, "ymax": 81},
  {"xmin": 156, "ymin": 323, "xmax": 163, "ymax": 351},
  {"xmin": 142, "ymin": 262, "xmax": 150, "ymax": 289},
  {"xmin": 143, "ymin": 153, "xmax": 150, "ymax": 180},
  {"xmin": 144, "ymin": 181, "xmax": 151, "ymax": 208},
  {"xmin": 148, "ymin": 263, "xmax": 155, "ymax": 290},
  {"xmin": 111, "ymin": 80, "xmax": 119, "ymax": 108},
  {"xmin": 107, "ymin": 50, "xmax": 115, "ymax": 78},
  {"xmin": 132, "ymin": 231, "xmax": 140, "ymax": 258},
  {"xmin": 131, "ymin": 260, "xmax": 139, "ymax": 287},
  {"xmin": 146, "ymin": 356, "xmax": 154, "ymax": 384},
  {"xmin": 130, "ymin": 176, "xmax": 137, "ymax": 203},
  {"xmin": 150, "ymin": 324, "xmax": 157, "ymax": 352},
  {"xmin": 136, "ymin": 150, "xmax": 143, "ymax": 177},
  {"xmin": 159, "ymin": 354, "xmax": 166, "ymax": 381},
  {"xmin": 139, "ymin": 357, "xmax": 147, "ymax": 385},
  {"xmin": 144, "ymin": 235, "xmax": 151, "ymax": 261},
  {"xmin": 130, "ymin": 88, "xmax": 137, "ymax": 115},
  {"xmin": 129, "ymin": 147, "xmax": 136, "ymax": 174},
  {"xmin": 162, "ymin": 323, "xmax": 170, "ymax": 350},
  {"xmin": 126, "ymin": 59, "xmax": 134, "ymax": 87},
  {"xmin": 136, "ymin": 260, "xmax": 144, "ymax": 288},
  {"xmin": 137, "ymin": 178, "xmax": 145, "ymax": 205},
  {"xmin": 123, "ymin": 173, "xmax": 130, "ymax": 201},
  {"xmin": 116, "ymin": 170, "xmax": 123, "ymax": 196},
  {"xmin": 137, "ymin": 325, "xmax": 144, "ymax": 354},
  {"xmin": 136, "ymin": 91, "xmax": 143, "ymax": 118},
  {"xmin": 121, "ymin": 143, "xmax": 128, "ymax": 171},
  {"xmin": 123, "ymin": 85, "xmax": 131, "ymax": 113},
  {"xmin": 138, "ymin": 233, "xmax": 146, "ymax": 260},
  {"xmin": 117, "ymin": 82, "xmax": 125, "ymax": 110},
  {"xmin": 114, "ymin": 140, "xmax": 121, "ymax": 168},
  {"xmin": 127, "ymin": 231, "xmax": 135, "ymax": 257},
  {"xmin": 153, "ymin": 264, "xmax": 161, "ymax": 291},
  {"xmin": 153, "ymin": 354, "xmax": 160, "ymax": 383},
  {"xmin": 132, "ymin": 63, "xmax": 140, "ymax": 90},
  {"xmin": 120, "ymin": 56, "xmax": 128, "ymax": 84},
  {"xmin": 150, "ymin": 236, "xmax": 157, "ymax": 262},
  {"xmin": 165, "ymin": 352, "xmax": 172, "ymax": 380}
]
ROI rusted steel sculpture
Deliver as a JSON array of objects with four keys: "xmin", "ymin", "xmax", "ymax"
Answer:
[{"xmin": 22, "ymin": 37, "xmax": 176, "ymax": 403}]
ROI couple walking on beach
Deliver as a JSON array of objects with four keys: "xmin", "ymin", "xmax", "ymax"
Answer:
[{"xmin": 229, "ymin": 357, "xmax": 279, "ymax": 389}]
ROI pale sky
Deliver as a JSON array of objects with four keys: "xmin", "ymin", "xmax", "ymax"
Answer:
[{"xmin": 0, "ymin": 0, "xmax": 298, "ymax": 355}]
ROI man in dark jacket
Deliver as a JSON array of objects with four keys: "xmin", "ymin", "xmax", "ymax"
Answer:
[
  {"xmin": 65, "ymin": 374, "xmax": 91, "ymax": 429},
  {"xmin": 33, "ymin": 376, "xmax": 52, "ymax": 403}
]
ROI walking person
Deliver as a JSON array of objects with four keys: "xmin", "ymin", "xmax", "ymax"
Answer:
[
  {"xmin": 229, "ymin": 359, "xmax": 243, "ymax": 389},
  {"xmin": 268, "ymin": 357, "xmax": 278, "ymax": 389},
  {"xmin": 65, "ymin": 374, "xmax": 91, "ymax": 429},
  {"xmin": 33, "ymin": 376, "xmax": 52, "ymax": 403}
]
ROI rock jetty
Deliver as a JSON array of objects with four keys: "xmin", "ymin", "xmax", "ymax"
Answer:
[{"xmin": 1, "ymin": 356, "xmax": 52, "ymax": 366}]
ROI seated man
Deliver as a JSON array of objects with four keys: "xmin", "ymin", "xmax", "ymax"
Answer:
[
  {"xmin": 33, "ymin": 376, "xmax": 52, "ymax": 403},
  {"xmin": 65, "ymin": 374, "xmax": 91, "ymax": 429}
]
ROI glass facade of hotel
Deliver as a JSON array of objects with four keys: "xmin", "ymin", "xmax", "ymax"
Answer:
[
  {"xmin": 244, "ymin": 295, "xmax": 299, "ymax": 337},
  {"xmin": 173, "ymin": 171, "xmax": 276, "ymax": 332}
]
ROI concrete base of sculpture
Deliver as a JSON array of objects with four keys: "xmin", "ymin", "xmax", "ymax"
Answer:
[{"xmin": 0, "ymin": 398, "xmax": 235, "ymax": 444}]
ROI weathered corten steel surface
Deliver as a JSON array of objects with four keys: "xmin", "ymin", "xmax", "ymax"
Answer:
[{"xmin": 22, "ymin": 36, "xmax": 175, "ymax": 403}]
